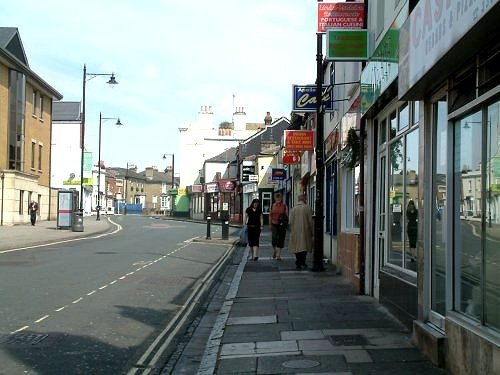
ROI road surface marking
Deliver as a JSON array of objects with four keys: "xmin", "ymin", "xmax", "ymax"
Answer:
[
  {"xmin": 11, "ymin": 326, "xmax": 29, "ymax": 334},
  {"xmin": 35, "ymin": 315, "xmax": 50, "ymax": 323},
  {"xmin": 72, "ymin": 297, "xmax": 83, "ymax": 304},
  {"xmin": 87, "ymin": 290, "xmax": 97, "ymax": 296},
  {"xmin": 55, "ymin": 306, "xmax": 67, "ymax": 312}
]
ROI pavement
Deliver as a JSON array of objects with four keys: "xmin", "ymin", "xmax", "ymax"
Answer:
[
  {"xmin": 0, "ymin": 217, "xmax": 447, "ymax": 374},
  {"xmin": 0, "ymin": 215, "xmax": 116, "ymax": 252}
]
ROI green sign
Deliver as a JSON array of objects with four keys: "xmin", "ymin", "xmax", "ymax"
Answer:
[{"xmin": 326, "ymin": 29, "xmax": 368, "ymax": 61}]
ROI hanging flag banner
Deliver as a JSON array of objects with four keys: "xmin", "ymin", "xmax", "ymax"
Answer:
[
  {"xmin": 292, "ymin": 85, "xmax": 334, "ymax": 112},
  {"xmin": 317, "ymin": 2, "xmax": 365, "ymax": 33},
  {"xmin": 284, "ymin": 130, "xmax": 314, "ymax": 151},
  {"xmin": 283, "ymin": 150, "xmax": 301, "ymax": 165}
]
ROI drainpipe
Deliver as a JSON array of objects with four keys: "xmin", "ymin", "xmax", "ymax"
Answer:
[{"xmin": 1, "ymin": 171, "xmax": 4, "ymax": 226}]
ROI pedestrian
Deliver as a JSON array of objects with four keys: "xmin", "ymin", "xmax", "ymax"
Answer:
[
  {"xmin": 269, "ymin": 192, "xmax": 288, "ymax": 260},
  {"xmin": 406, "ymin": 199, "xmax": 418, "ymax": 261},
  {"xmin": 245, "ymin": 198, "xmax": 264, "ymax": 261},
  {"xmin": 288, "ymin": 194, "xmax": 313, "ymax": 270},
  {"xmin": 28, "ymin": 200, "xmax": 39, "ymax": 226}
]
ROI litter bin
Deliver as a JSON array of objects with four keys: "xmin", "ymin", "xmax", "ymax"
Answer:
[{"xmin": 72, "ymin": 210, "xmax": 84, "ymax": 232}]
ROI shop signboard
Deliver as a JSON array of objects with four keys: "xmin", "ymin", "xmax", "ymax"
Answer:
[
  {"xmin": 326, "ymin": 29, "xmax": 369, "ymax": 61},
  {"xmin": 317, "ymin": 1, "xmax": 365, "ymax": 33},
  {"xmin": 271, "ymin": 168, "xmax": 287, "ymax": 181},
  {"xmin": 292, "ymin": 85, "xmax": 334, "ymax": 112},
  {"xmin": 284, "ymin": 130, "xmax": 314, "ymax": 151},
  {"xmin": 398, "ymin": 0, "xmax": 496, "ymax": 97},
  {"xmin": 283, "ymin": 149, "xmax": 301, "ymax": 165}
]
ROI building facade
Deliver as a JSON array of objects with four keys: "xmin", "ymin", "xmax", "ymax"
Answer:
[{"xmin": 0, "ymin": 28, "xmax": 62, "ymax": 225}]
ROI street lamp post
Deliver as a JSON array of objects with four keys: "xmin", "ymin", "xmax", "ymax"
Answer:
[
  {"xmin": 96, "ymin": 112, "xmax": 123, "ymax": 220},
  {"xmin": 80, "ymin": 65, "xmax": 118, "ymax": 218},
  {"xmin": 312, "ymin": 29, "xmax": 325, "ymax": 272}
]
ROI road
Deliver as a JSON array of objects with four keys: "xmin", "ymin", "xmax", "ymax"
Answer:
[{"xmin": 0, "ymin": 216, "xmax": 234, "ymax": 374}]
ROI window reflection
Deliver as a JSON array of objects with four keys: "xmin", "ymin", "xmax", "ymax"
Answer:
[
  {"xmin": 431, "ymin": 100, "xmax": 447, "ymax": 316},
  {"xmin": 405, "ymin": 130, "xmax": 419, "ymax": 272},
  {"xmin": 485, "ymin": 101, "xmax": 500, "ymax": 330},
  {"xmin": 389, "ymin": 138, "xmax": 404, "ymax": 267},
  {"xmin": 455, "ymin": 111, "xmax": 483, "ymax": 322}
]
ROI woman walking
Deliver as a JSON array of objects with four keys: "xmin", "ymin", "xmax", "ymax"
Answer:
[
  {"xmin": 269, "ymin": 192, "xmax": 288, "ymax": 260},
  {"xmin": 245, "ymin": 198, "xmax": 264, "ymax": 261}
]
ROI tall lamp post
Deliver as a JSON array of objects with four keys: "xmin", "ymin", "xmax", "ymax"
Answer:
[
  {"xmin": 96, "ymin": 113, "xmax": 123, "ymax": 220},
  {"xmin": 162, "ymin": 153, "xmax": 175, "ymax": 215},
  {"xmin": 312, "ymin": 26, "xmax": 325, "ymax": 272},
  {"xmin": 80, "ymin": 65, "xmax": 118, "ymax": 216}
]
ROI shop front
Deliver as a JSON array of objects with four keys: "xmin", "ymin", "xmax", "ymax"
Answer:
[{"xmin": 397, "ymin": 2, "xmax": 500, "ymax": 372}]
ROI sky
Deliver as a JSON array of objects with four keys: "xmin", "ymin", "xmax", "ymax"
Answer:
[{"xmin": 1, "ymin": 1, "xmax": 318, "ymax": 171}]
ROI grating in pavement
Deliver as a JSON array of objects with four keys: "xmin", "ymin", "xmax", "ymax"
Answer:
[
  {"xmin": 0, "ymin": 332, "xmax": 48, "ymax": 345},
  {"xmin": 282, "ymin": 359, "xmax": 320, "ymax": 369},
  {"xmin": 328, "ymin": 334, "xmax": 369, "ymax": 346}
]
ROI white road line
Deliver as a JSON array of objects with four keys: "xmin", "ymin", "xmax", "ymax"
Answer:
[
  {"xmin": 110, "ymin": 280, "xmax": 117, "ymax": 285},
  {"xmin": 119, "ymin": 276, "xmax": 126, "ymax": 280},
  {"xmin": 98, "ymin": 285, "xmax": 107, "ymax": 290},
  {"xmin": 55, "ymin": 306, "xmax": 67, "ymax": 312},
  {"xmin": 35, "ymin": 315, "xmax": 50, "ymax": 323},
  {"xmin": 72, "ymin": 297, "xmax": 83, "ymax": 304},
  {"xmin": 87, "ymin": 290, "xmax": 97, "ymax": 296},
  {"xmin": 11, "ymin": 326, "xmax": 29, "ymax": 334},
  {"xmin": 127, "ymin": 272, "xmax": 135, "ymax": 276}
]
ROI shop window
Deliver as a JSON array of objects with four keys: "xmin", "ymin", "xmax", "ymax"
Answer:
[
  {"xmin": 413, "ymin": 101, "xmax": 420, "ymax": 126},
  {"xmin": 399, "ymin": 103, "xmax": 409, "ymax": 131},
  {"xmin": 384, "ymin": 103, "xmax": 419, "ymax": 272},
  {"xmin": 453, "ymin": 100, "xmax": 500, "ymax": 331},
  {"xmin": 431, "ymin": 99, "xmax": 448, "ymax": 318},
  {"xmin": 343, "ymin": 166, "xmax": 360, "ymax": 230}
]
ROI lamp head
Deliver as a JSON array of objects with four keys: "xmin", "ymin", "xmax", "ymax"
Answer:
[{"xmin": 107, "ymin": 74, "xmax": 118, "ymax": 85}]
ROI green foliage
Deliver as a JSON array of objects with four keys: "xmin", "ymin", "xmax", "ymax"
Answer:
[{"xmin": 341, "ymin": 128, "xmax": 361, "ymax": 169}]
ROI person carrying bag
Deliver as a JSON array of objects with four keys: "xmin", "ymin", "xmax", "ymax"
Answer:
[{"xmin": 269, "ymin": 192, "xmax": 288, "ymax": 260}]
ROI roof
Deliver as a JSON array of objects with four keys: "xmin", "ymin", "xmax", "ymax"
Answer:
[
  {"xmin": 53, "ymin": 101, "xmax": 81, "ymax": 122},
  {"xmin": 0, "ymin": 27, "xmax": 62, "ymax": 100},
  {"xmin": 206, "ymin": 147, "xmax": 237, "ymax": 163},
  {"xmin": 238, "ymin": 116, "xmax": 291, "ymax": 159},
  {"xmin": 0, "ymin": 27, "xmax": 28, "ymax": 65}
]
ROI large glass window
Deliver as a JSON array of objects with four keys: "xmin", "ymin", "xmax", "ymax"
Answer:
[
  {"xmin": 404, "ymin": 129, "xmax": 419, "ymax": 272},
  {"xmin": 454, "ymin": 99, "xmax": 500, "ymax": 331},
  {"xmin": 388, "ymin": 139, "xmax": 404, "ymax": 267},
  {"xmin": 8, "ymin": 70, "xmax": 26, "ymax": 170},
  {"xmin": 431, "ymin": 99, "xmax": 448, "ymax": 316},
  {"xmin": 344, "ymin": 166, "xmax": 360, "ymax": 230},
  {"xmin": 385, "ymin": 102, "xmax": 419, "ymax": 272},
  {"xmin": 485, "ymin": 101, "xmax": 500, "ymax": 330}
]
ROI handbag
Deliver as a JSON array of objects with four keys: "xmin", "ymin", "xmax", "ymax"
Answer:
[{"xmin": 278, "ymin": 213, "xmax": 289, "ymax": 226}]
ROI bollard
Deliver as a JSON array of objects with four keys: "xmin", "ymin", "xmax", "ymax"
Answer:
[
  {"xmin": 206, "ymin": 216, "xmax": 211, "ymax": 239},
  {"xmin": 222, "ymin": 220, "xmax": 229, "ymax": 240}
]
